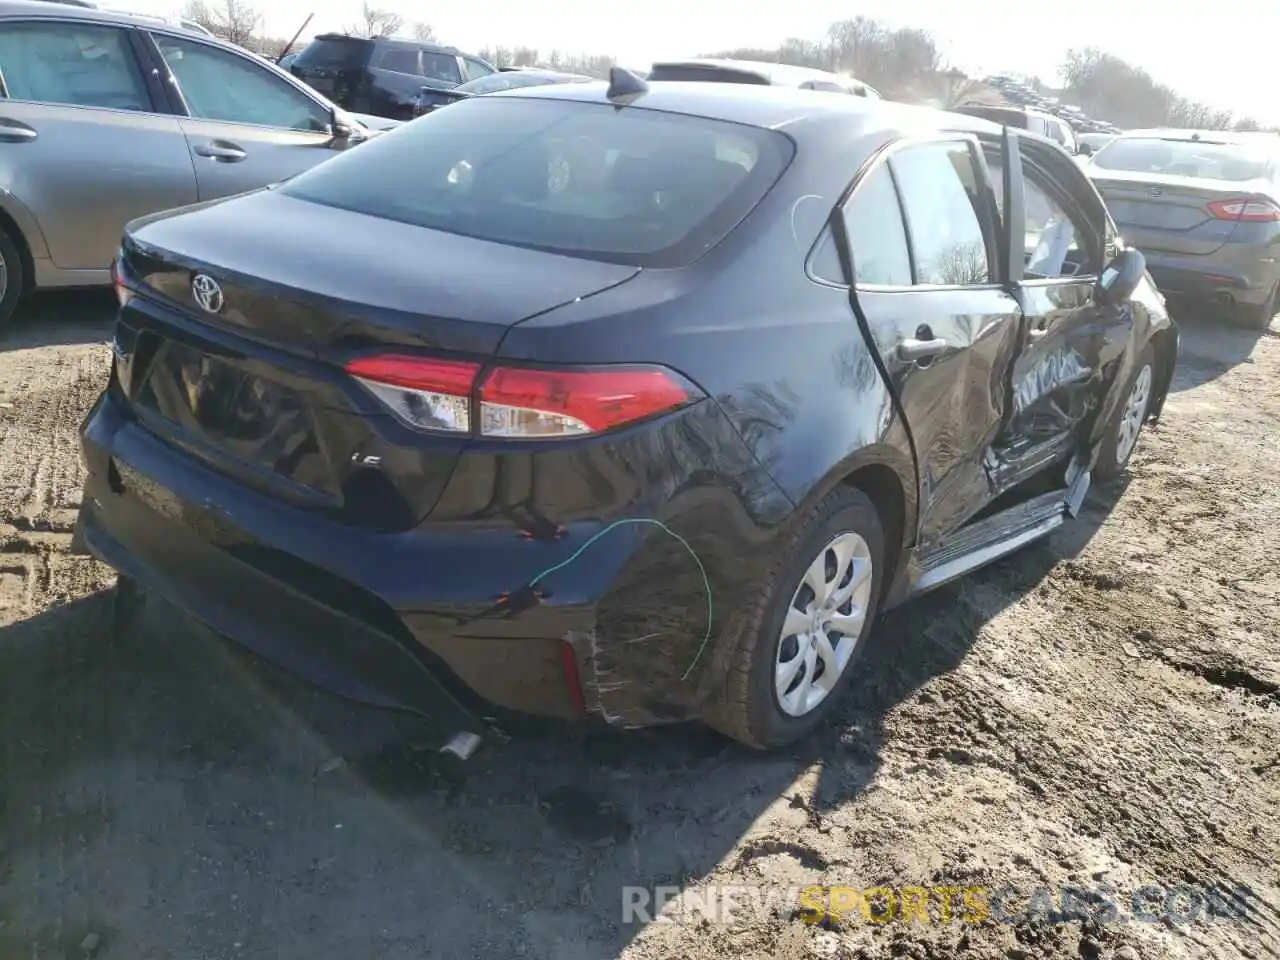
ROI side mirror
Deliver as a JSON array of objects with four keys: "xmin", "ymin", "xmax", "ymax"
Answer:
[
  {"xmin": 329, "ymin": 107, "xmax": 354, "ymax": 142},
  {"xmin": 1078, "ymin": 142, "xmax": 1094, "ymax": 157},
  {"xmin": 1095, "ymin": 247, "xmax": 1146, "ymax": 307}
]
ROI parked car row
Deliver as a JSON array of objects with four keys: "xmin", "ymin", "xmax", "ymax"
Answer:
[
  {"xmin": 72, "ymin": 70, "xmax": 1176, "ymax": 760},
  {"xmin": 0, "ymin": 0, "xmax": 405, "ymax": 326},
  {"xmin": 278, "ymin": 34, "xmax": 884, "ymax": 124},
  {"xmin": 985, "ymin": 73, "xmax": 1121, "ymax": 138}
]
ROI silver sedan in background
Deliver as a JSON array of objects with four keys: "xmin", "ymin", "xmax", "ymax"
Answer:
[
  {"xmin": 0, "ymin": 0, "xmax": 389, "ymax": 327},
  {"xmin": 1087, "ymin": 129, "xmax": 1280, "ymax": 328}
]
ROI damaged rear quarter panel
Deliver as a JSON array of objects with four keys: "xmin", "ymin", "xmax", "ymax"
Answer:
[{"xmin": 409, "ymin": 398, "xmax": 794, "ymax": 729}]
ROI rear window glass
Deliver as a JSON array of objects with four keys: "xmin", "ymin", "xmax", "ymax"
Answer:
[
  {"xmin": 279, "ymin": 97, "xmax": 793, "ymax": 267},
  {"xmin": 295, "ymin": 37, "xmax": 373, "ymax": 70},
  {"xmin": 1092, "ymin": 138, "xmax": 1271, "ymax": 182}
]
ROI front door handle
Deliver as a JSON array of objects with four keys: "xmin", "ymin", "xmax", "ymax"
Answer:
[
  {"xmin": 899, "ymin": 337, "xmax": 948, "ymax": 362},
  {"xmin": 194, "ymin": 142, "xmax": 247, "ymax": 162},
  {"xmin": 0, "ymin": 119, "xmax": 37, "ymax": 143}
]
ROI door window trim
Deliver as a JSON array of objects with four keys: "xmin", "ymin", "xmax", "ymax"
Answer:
[
  {"xmin": 0, "ymin": 16, "xmax": 167, "ymax": 115},
  {"xmin": 142, "ymin": 27, "xmax": 334, "ymax": 133},
  {"xmin": 806, "ymin": 132, "xmax": 1006, "ymax": 293}
]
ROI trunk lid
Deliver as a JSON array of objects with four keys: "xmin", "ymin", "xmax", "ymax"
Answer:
[
  {"xmin": 1089, "ymin": 169, "xmax": 1268, "ymax": 255},
  {"xmin": 117, "ymin": 189, "xmax": 639, "ymax": 529}
]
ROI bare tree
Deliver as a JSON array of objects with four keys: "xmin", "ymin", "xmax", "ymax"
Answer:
[
  {"xmin": 346, "ymin": 1, "xmax": 404, "ymax": 38},
  {"xmin": 181, "ymin": 0, "xmax": 260, "ymax": 48},
  {"xmin": 412, "ymin": 22, "xmax": 437, "ymax": 42}
]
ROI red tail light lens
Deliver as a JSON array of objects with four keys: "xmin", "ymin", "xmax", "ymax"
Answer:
[
  {"xmin": 343, "ymin": 355, "xmax": 700, "ymax": 438},
  {"xmin": 1205, "ymin": 198, "xmax": 1280, "ymax": 222},
  {"xmin": 478, "ymin": 365, "xmax": 696, "ymax": 437},
  {"xmin": 110, "ymin": 255, "xmax": 132, "ymax": 307}
]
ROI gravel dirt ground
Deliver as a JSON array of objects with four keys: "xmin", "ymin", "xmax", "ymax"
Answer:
[{"xmin": 1, "ymin": 293, "xmax": 1277, "ymax": 960}]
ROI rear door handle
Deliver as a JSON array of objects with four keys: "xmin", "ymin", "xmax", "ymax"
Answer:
[
  {"xmin": 898, "ymin": 337, "xmax": 948, "ymax": 362},
  {"xmin": 194, "ymin": 142, "xmax": 247, "ymax": 162},
  {"xmin": 0, "ymin": 119, "xmax": 37, "ymax": 143}
]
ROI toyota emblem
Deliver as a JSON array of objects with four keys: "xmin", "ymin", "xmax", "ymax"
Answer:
[
  {"xmin": 1148, "ymin": 186, "xmax": 1163, "ymax": 199},
  {"xmin": 191, "ymin": 273, "xmax": 224, "ymax": 314}
]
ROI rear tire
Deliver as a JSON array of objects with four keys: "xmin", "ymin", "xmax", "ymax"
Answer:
[
  {"xmin": 1237, "ymin": 284, "xmax": 1277, "ymax": 331},
  {"xmin": 0, "ymin": 226, "xmax": 26, "ymax": 330},
  {"xmin": 704, "ymin": 485, "xmax": 885, "ymax": 750},
  {"xmin": 1095, "ymin": 343, "xmax": 1156, "ymax": 483}
]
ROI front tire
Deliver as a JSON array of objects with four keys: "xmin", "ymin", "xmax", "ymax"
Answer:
[
  {"xmin": 705, "ymin": 485, "xmax": 885, "ymax": 750},
  {"xmin": 0, "ymin": 226, "xmax": 26, "ymax": 330},
  {"xmin": 1095, "ymin": 343, "xmax": 1155, "ymax": 482}
]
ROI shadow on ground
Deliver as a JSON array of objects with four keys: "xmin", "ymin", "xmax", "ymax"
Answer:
[
  {"xmin": 1166, "ymin": 305, "xmax": 1276, "ymax": 393},
  {"xmin": 0, "ymin": 478, "xmax": 1128, "ymax": 959},
  {"xmin": 1, "ymin": 290, "xmax": 115, "ymax": 350}
]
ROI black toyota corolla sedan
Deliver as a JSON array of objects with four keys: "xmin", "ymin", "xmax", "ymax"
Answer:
[{"xmin": 76, "ymin": 73, "xmax": 1178, "ymax": 759}]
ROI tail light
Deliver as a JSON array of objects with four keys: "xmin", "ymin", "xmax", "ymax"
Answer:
[
  {"xmin": 110, "ymin": 255, "xmax": 133, "ymax": 307},
  {"xmin": 344, "ymin": 354, "xmax": 702, "ymax": 438},
  {"xmin": 1205, "ymin": 198, "xmax": 1280, "ymax": 222}
]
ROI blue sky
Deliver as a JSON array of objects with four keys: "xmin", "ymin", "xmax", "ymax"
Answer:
[{"xmin": 135, "ymin": 0, "xmax": 1280, "ymax": 124}]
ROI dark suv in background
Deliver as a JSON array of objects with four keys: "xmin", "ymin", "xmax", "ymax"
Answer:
[{"xmin": 290, "ymin": 33, "xmax": 496, "ymax": 120}]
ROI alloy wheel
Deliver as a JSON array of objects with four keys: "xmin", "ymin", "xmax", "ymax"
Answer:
[
  {"xmin": 774, "ymin": 531, "xmax": 874, "ymax": 718},
  {"xmin": 1115, "ymin": 363, "xmax": 1152, "ymax": 467}
]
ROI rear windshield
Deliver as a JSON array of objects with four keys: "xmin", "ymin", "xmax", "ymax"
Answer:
[
  {"xmin": 279, "ymin": 97, "xmax": 793, "ymax": 267},
  {"xmin": 294, "ymin": 37, "xmax": 373, "ymax": 70},
  {"xmin": 648, "ymin": 65, "xmax": 770, "ymax": 85},
  {"xmin": 1092, "ymin": 137, "xmax": 1271, "ymax": 181}
]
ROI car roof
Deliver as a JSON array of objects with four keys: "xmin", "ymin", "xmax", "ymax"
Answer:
[
  {"xmin": 494, "ymin": 79, "xmax": 1001, "ymax": 141},
  {"xmin": 1117, "ymin": 127, "xmax": 1274, "ymax": 144},
  {"xmin": 311, "ymin": 31, "xmax": 460, "ymax": 54},
  {"xmin": 0, "ymin": 0, "xmax": 207, "ymax": 32}
]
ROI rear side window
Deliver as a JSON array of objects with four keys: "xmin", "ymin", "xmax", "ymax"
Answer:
[
  {"xmin": 280, "ymin": 97, "xmax": 793, "ymax": 267},
  {"xmin": 421, "ymin": 52, "xmax": 461, "ymax": 83},
  {"xmin": 842, "ymin": 165, "xmax": 912, "ymax": 286},
  {"xmin": 0, "ymin": 22, "xmax": 149, "ymax": 111},
  {"xmin": 374, "ymin": 47, "xmax": 420, "ymax": 75},
  {"xmin": 889, "ymin": 142, "xmax": 991, "ymax": 286},
  {"xmin": 294, "ymin": 37, "xmax": 373, "ymax": 70}
]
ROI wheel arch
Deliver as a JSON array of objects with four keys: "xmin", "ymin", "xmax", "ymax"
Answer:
[
  {"xmin": 786, "ymin": 444, "xmax": 918, "ymax": 608},
  {"xmin": 1146, "ymin": 323, "xmax": 1178, "ymax": 423},
  {"xmin": 0, "ymin": 192, "xmax": 43, "ymax": 292}
]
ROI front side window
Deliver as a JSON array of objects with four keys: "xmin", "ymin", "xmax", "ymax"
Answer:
[
  {"xmin": 462, "ymin": 57, "xmax": 495, "ymax": 81},
  {"xmin": 155, "ymin": 35, "xmax": 329, "ymax": 132},
  {"xmin": 890, "ymin": 142, "xmax": 991, "ymax": 286},
  {"xmin": 279, "ymin": 97, "xmax": 792, "ymax": 267},
  {"xmin": 0, "ymin": 22, "xmax": 149, "ymax": 111},
  {"xmin": 842, "ymin": 165, "xmax": 912, "ymax": 286},
  {"xmin": 987, "ymin": 152, "xmax": 1099, "ymax": 279}
]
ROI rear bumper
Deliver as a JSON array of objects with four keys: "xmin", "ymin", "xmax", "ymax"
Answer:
[
  {"xmin": 1140, "ymin": 248, "xmax": 1279, "ymax": 307},
  {"xmin": 77, "ymin": 380, "xmax": 770, "ymax": 733},
  {"xmin": 77, "ymin": 384, "xmax": 594, "ymax": 741}
]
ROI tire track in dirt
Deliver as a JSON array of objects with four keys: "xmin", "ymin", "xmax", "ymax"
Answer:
[{"xmin": 0, "ymin": 332, "xmax": 113, "ymax": 624}]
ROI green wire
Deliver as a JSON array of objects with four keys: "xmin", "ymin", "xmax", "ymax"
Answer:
[{"xmin": 527, "ymin": 517, "xmax": 715, "ymax": 681}]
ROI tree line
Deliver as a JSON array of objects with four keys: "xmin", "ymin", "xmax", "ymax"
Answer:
[{"xmin": 178, "ymin": 1, "xmax": 1260, "ymax": 131}]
